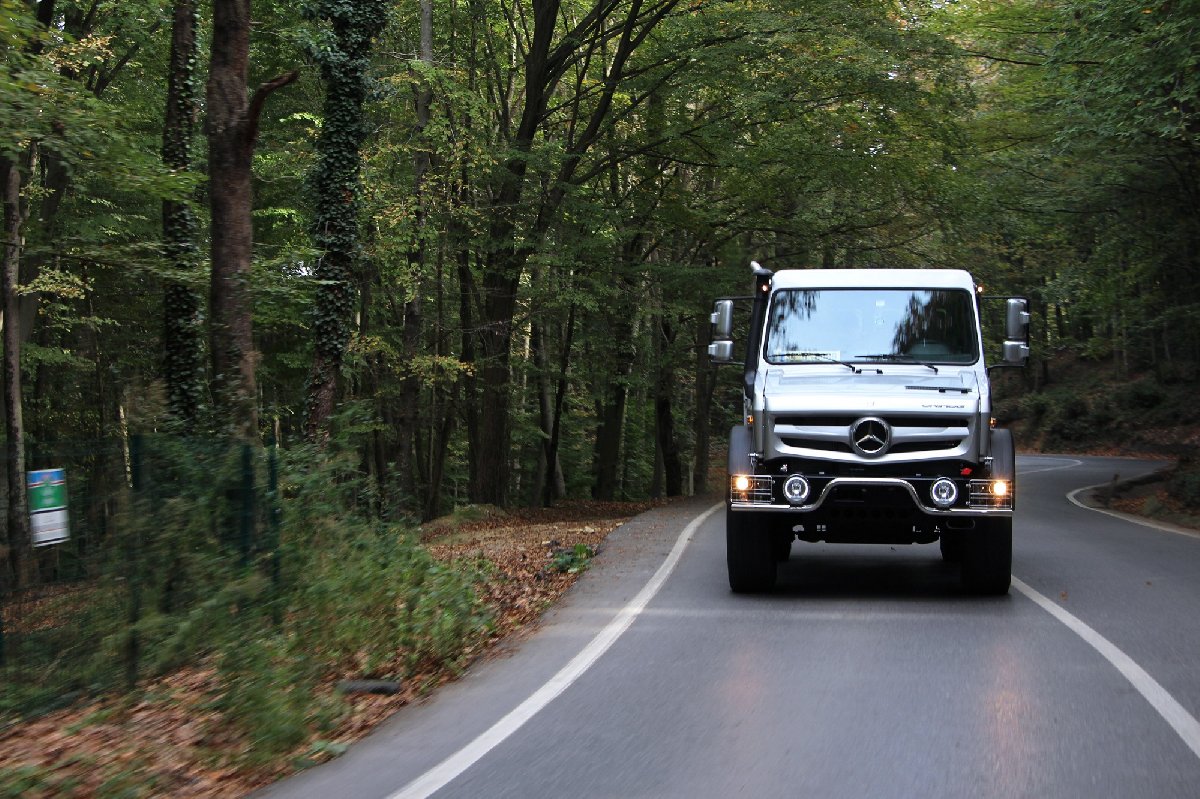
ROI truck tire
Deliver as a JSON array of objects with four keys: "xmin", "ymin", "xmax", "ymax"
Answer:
[
  {"xmin": 961, "ymin": 429, "xmax": 1015, "ymax": 594},
  {"xmin": 773, "ymin": 527, "xmax": 793, "ymax": 562},
  {"xmin": 939, "ymin": 530, "xmax": 964, "ymax": 563},
  {"xmin": 961, "ymin": 518, "xmax": 1012, "ymax": 594},
  {"xmin": 727, "ymin": 508, "xmax": 777, "ymax": 593}
]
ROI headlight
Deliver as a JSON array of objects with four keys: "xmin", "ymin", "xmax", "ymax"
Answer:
[
  {"xmin": 733, "ymin": 475, "xmax": 751, "ymax": 492},
  {"xmin": 782, "ymin": 475, "xmax": 810, "ymax": 505},
  {"xmin": 931, "ymin": 478, "xmax": 958, "ymax": 508},
  {"xmin": 991, "ymin": 480, "xmax": 1008, "ymax": 498}
]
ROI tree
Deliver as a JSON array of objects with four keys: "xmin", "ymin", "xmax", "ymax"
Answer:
[
  {"xmin": 162, "ymin": 0, "xmax": 204, "ymax": 430},
  {"xmin": 1, "ymin": 151, "xmax": 32, "ymax": 588},
  {"xmin": 465, "ymin": 0, "xmax": 689, "ymax": 505},
  {"xmin": 2, "ymin": 0, "xmax": 178, "ymax": 584},
  {"xmin": 206, "ymin": 0, "xmax": 296, "ymax": 439},
  {"xmin": 302, "ymin": 0, "xmax": 391, "ymax": 441}
]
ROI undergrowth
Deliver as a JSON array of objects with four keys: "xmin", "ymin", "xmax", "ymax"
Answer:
[
  {"xmin": 994, "ymin": 349, "xmax": 1200, "ymax": 508},
  {"xmin": 1, "ymin": 414, "xmax": 493, "ymax": 770}
]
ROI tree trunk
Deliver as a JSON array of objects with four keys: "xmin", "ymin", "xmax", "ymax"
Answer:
[
  {"xmin": 655, "ymin": 317, "xmax": 683, "ymax": 496},
  {"xmin": 394, "ymin": 0, "xmax": 433, "ymax": 497},
  {"xmin": 2, "ymin": 154, "xmax": 32, "ymax": 589},
  {"xmin": 471, "ymin": 280, "xmax": 518, "ymax": 505},
  {"xmin": 303, "ymin": 0, "xmax": 389, "ymax": 442},
  {"xmin": 692, "ymin": 312, "xmax": 714, "ymax": 495},
  {"xmin": 206, "ymin": 0, "xmax": 257, "ymax": 439},
  {"xmin": 531, "ymin": 313, "xmax": 570, "ymax": 506},
  {"xmin": 162, "ymin": 0, "xmax": 204, "ymax": 430},
  {"xmin": 207, "ymin": 0, "xmax": 295, "ymax": 440},
  {"xmin": 545, "ymin": 304, "xmax": 575, "ymax": 505},
  {"xmin": 593, "ymin": 308, "xmax": 634, "ymax": 500},
  {"xmin": 456, "ymin": 248, "xmax": 481, "ymax": 497}
]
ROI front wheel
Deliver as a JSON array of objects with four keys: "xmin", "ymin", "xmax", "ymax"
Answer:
[
  {"xmin": 727, "ymin": 508, "xmax": 777, "ymax": 593},
  {"xmin": 961, "ymin": 518, "xmax": 1012, "ymax": 595},
  {"xmin": 939, "ymin": 530, "xmax": 964, "ymax": 563},
  {"xmin": 772, "ymin": 523, "xmax": 794, "ymax": 562}
]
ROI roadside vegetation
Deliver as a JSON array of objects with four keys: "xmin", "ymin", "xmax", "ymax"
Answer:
[
  {"xmin": 0, "ymin": 417, "xmax": 653, "ymax": 796},
  {"xmin": 995, "ymin": 352, "xmax": 1200, "ymax": 526}
]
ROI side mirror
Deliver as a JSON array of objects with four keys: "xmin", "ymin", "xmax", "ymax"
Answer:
[
  {"xmin": 1002, "ymin": 340, "xmax": 1030, "ymax": 366},
  {"xmin": 708, "ymin": 340, "xmax": 736, "ymax": 364},
  {"xmin": 1005, "ymin": 298, "xmax": 1030, "ymax": 341},
  {"xmin": 711, "ymin": 299, "xmax": 734, "ymax": 341}
]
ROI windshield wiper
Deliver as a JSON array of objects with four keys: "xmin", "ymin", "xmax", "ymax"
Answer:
[
  {"xmin": 775, "ymin": 352, "xmax": 879, "ymax": 374},
  {"xmin": 853, "ymin": 353, "xmax": 939, "ymax": 374}
]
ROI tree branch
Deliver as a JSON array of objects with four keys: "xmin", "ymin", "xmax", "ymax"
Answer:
[{"xmin": 245, "ymin": 70, "xmax": 300, "ymax": 145}]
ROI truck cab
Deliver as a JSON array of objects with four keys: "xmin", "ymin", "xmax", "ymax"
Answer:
[{"xmin": 709, "ymin": 265, "xmax": 1029, "ymax": 594}]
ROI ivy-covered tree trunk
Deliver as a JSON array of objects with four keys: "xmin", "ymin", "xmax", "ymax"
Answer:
[
  {"xmin": 302, "ymin": 0, "xmax": 390, "ymax": 441},
  {"xmin": 161, "ymin": 0, "xmax": 203, "ymax": 430},
  {"xmin": 207, "ymin": 0, "xmax": 295, "ymax": 440}
]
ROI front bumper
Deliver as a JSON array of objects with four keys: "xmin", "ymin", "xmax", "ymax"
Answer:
[{"xmin": 729, "ymin": 475, "xmax": 1012, "ymax": 516}]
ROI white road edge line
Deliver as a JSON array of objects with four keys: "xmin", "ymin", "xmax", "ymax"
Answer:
[
  {"xmin": 1017, "ymin": 456, "xmax": 1200, "ymax": 758},
  {"xmin": 388, "ymin": 501, "xmax": 724, "ymax": 799},
  {"xmin": 1011, "ymin": 577, "xmax": 1200, "ymax": 761},
  {"xmin": 1066, "ymin": 484, "xmax": 1200, "ymax": 540},
  {"xmin": 1017, "ymin": 573, "xmax": 1200, "ymax": 758},
  {"xmin": 1018, "ymin": 457, "xmax": 1083, "ymax": 475}
]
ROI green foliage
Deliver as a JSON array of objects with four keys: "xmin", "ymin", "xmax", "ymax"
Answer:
[
  {"xmin": 1167, "ymin": 462, "xmax": 1200, "ymax": 510},
  {"xmin": 549, "ymin": 543, "xmax": 595, "ymax": 575},
  {"xmin": 0, "ymin": 755, "xmax": 156, "ymax": 799}
]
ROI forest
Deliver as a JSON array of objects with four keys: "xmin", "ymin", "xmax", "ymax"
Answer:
[
  {"xmin": 2, "ymin": 0, "xmax": 1200, "ymax": 783},
  {"xmin": 4, "ymin": 0, "xmax": 1198, "ymax": 520}
]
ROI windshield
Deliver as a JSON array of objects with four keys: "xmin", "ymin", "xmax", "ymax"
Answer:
[{"xmin": 763, "ymin": 288, "xmax": 979, "ymax": 366}]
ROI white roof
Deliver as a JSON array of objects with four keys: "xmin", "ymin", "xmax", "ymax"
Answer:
[{"xmin": 768, "ymin": 268, "xmax": 977, "ymax": 292}]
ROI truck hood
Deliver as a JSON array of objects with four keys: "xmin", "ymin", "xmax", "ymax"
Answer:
[{"xmin": 761, "ymin": 369, "xmax": 981, "ymax": 416}]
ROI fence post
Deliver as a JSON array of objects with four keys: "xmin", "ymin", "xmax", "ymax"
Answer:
[
  {"xmin": 125, "ymin": 434, "xmax": 144, "ymax": 689},
  {"xmin": 239, "ymin": 443, "xmax": 254, "ymax": 568},
  {"xmin": 267, "ymin": 431, "xmax": 281, "ymax": 623},
  {"xmin": 0, "ymin": 572, "xmax": 7, "ymax": 668}
]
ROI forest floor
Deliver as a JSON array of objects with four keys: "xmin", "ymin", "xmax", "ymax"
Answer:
[
  {"xmin": 2, "ymin": 453, "xmax": 1197, "ymax": 797},
  {"xmin": 1095, "ymin": 467, "xmax": 1200, "ymax": 533}
]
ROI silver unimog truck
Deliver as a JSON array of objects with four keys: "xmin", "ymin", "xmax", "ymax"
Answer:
[{"xmin": 708, "ymin": 264, "xmax": 1030, "ymax": 594}]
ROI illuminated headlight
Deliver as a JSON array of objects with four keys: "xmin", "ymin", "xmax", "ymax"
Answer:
[
  {"xmin": 930, "ymin": 478, "xmax": 958, "ymax": 508},
  {"xmin": 782, "ymin": 475, "xmax": 811, "ymax": 505},
  {"xmin": 991, "ymin": 480, "xmax": 1009, "ymax": 498},
  {"xmin": 733, "ymin": 475, "xmax": 751, "ymax": 492}
]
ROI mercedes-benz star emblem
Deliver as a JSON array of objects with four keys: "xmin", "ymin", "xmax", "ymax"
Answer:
[{"xmin": 850, "ymin": 417, "xmax": 891, "ymax": 457}]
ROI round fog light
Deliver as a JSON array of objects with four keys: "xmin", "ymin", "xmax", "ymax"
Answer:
[
  {"xmin": 734, "ymin": 475, "xmax": 751, "ymax": 492},
  {"xmin": 782, "ymin": 475, "xmax": 810, "ymax": 505},
  {"xmin": 930, "ymin": 478, "xmax": 958, "ymax": 508}
]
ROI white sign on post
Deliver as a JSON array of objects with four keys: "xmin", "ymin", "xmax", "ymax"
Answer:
[{"xmin": 28, "ymin": 468, "xmax": 70, "ymax": 547}]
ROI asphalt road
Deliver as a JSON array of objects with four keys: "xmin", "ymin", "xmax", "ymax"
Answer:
[{"xmin": 259, "ymin": 455, "xmax": 1200, "ymax": 799}]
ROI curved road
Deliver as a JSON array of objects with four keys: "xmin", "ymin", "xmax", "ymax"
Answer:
[{"xmin": 260, "ymin": 455, "xmax": 1200, "ymax": 799}]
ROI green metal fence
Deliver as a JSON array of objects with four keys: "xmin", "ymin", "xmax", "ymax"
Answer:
[{"xmin": 0, "ymin": 435, "xmax": 280, "ymax": 715}]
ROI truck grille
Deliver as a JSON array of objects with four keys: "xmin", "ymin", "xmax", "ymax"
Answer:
[{"xmin": 773, "ymin": 414, "xmax": 971, "ymax": 458}]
